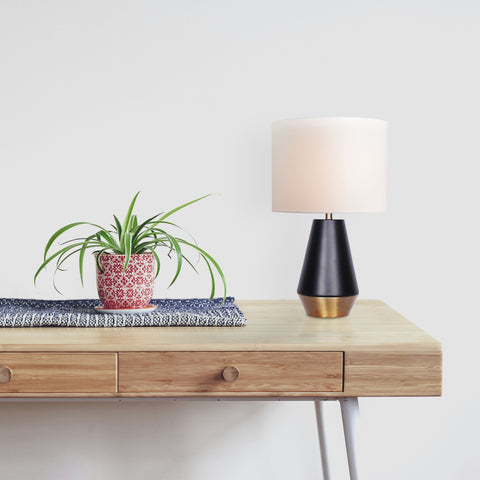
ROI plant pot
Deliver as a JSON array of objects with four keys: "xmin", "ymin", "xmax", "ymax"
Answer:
[{"xmin": 95, "ymin": 253, "xmax": 155, "ymax": 309}]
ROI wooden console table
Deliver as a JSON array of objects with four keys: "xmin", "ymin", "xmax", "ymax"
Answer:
[{"xmin": 0, "ymin": 300, "xmax": 442, "ymax": 479}]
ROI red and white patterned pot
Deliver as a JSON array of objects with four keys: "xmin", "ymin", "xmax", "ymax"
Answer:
[{"xmin": 95, "ymin": 253, "xmax": 156, "ymax": 309}]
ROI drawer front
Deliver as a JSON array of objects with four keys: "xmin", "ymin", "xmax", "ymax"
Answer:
[
  {"xmin": 119, "ymin": 352, "xmax": 343, "ymax": 395},
  {"xmin": 0, "ymin": 353, "xmax": 117, "ymax": 393}
]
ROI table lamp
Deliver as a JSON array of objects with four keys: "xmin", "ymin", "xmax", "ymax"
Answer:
[{"xmin": 272, "ymin": 117, "xmax": 387, "ymax": 318}]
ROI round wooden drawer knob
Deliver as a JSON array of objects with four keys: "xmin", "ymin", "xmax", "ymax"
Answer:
[
  {"xmin": 222, "ymin": 365, "xmax": 240, "ymax": 382},
  {"xmin": 0, "ymin": 366, "xmax": 12, "ymax": 384}
]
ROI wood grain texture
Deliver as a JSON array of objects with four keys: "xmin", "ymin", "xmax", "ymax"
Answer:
[
  {"xmin": 0, "ymin": 353, "xmax": 117, "ymax": 394},
  {"xmin": 0, "ymin": 300, "xmax": 442, "ymax": 397},
  {"xmin": 118, "ymin": 352, "xmax": 343, "ymax": 395},
  {"xmin": 0, "ymin": 300, "xmax": 441, "ymax": 354},
  {"xmin": 344, "ymin": 352, "xmax": 442, "ymax": 396}
]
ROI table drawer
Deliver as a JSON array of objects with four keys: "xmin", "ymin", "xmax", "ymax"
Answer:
[
  {"xmin": 0, "ymin": 353, "xmax": 117, "ymax": 394},
  {"xmin": 118, "ymin": 352, "xmax": 343, "ymax": 395}
]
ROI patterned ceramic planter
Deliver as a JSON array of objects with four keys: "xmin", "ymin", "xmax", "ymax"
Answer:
[{"xmin": 95, "ymin": 253, "xmax": 156, "ymax": 309}]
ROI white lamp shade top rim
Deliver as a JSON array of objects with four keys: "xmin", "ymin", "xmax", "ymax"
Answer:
[{"xmin": 272, "ymin": 116, "xmax": 387, "ymax": 127}]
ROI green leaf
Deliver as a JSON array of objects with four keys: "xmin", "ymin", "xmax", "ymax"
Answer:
[
  {"xmin": 79, "ymin": 234, "xmax": 97, "ymax": 286},
  {"xmin": 132, "ymin": 240, "xmax": 169, "ymax": 253},
  {"xmin": 113, "ymin": 215, "xmax": 122, "ymax": 238},
  {"xmin": 35, "ymin": 242, "xmax": 86, "ymax": 285},
  {"xmin": 52, "ymin": 269, "xmax": 64, "ymax": 295},
  {"xmin": 146, "ymin": 219, "xmax": 183, "ymax": 230},
  {"xmin": 120, "ymin": 192, "xmax": 140, "ymax": 248},
  {"xmin": 129, "ymin": 214, "xmax": 138, "ymax": 232},
  {"xmin": 182, "ymin": 254, "xmax": 199, "ymax": 274},
  {"xmin": 135, "ymin": 229, "xmax": 163, "ymax": 245},
  {"xmin": 157, "ymin": 194, "xmax": 211, "ymax": 222},
  {"xmin": 202, "ymin": 254, "xmax": 215, "ymax": 299},
  {"xmin": 97, "ymin": 229, "xmax": 120, "ymax": 252},
  {"xmin": 145, "ymin": 219, "xmax": 199, "ymax": 250},
  {"xmin": 177, "ymin": 239, "xmax": 226, "ymax": 301},
  {"xmin": 149, "ymin": 229, "xmax": 183, "ymax": 287},
  {"xmin": 131, "ymin": 213, "xmax": 162, "ymax": 244},
  {"xmin": 95, "ymin": 248, "xmax": 111, "ymax": 273},
  {"xmin": 56, "ymin": 247, "xmax": 83, "ymax": 269},
  {"xmin": 44, "ymin": 222, "xmax": 103, "ymax": 260}
]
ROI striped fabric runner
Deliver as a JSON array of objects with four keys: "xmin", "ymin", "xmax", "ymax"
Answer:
[{"xmin": 0, "ymin": 297, "xmax": 246, "ymax": 327}]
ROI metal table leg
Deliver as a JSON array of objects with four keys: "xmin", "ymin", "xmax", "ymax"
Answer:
[
  {"xmin": 340, "ymin": 397, "xmax": 360, "ymax": 480},
  {"xmin": 314, "ymin": 400, "xmax": 331, "ymax": 480}
]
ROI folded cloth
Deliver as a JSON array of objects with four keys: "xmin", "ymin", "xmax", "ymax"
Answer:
[{"xmin": 0, "ymin": 297, "xmax": 246, "ymax": 327}]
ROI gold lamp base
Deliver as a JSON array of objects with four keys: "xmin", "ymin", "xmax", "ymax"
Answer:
[{"xmin": 298, "ymin": 294, "xmax": 358, "ymax": 318}]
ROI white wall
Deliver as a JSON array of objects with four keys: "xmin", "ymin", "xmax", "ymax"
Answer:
[{"xmin": 0, "ymin": 1, "xmax": 478, "ymax": 478}]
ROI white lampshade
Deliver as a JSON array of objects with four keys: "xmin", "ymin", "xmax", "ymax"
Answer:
[{"xmin": 272, "ymin": 117, "xmax": 387, "ymax": 213}]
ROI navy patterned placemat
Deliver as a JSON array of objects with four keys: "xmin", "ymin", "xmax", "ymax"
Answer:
[{"xmin": 0, "ymin": 297, "xmax": 246, "ymax": 327}]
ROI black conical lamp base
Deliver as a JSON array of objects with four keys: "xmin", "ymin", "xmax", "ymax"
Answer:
[{"xmin": 297, "ymin": 219, "xmax": 359, "ymax": 318}]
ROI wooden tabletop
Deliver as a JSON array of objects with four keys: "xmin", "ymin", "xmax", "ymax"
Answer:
[{"xmin": 0, "ymin": 299, "xmax": 440, "ymax": 354}]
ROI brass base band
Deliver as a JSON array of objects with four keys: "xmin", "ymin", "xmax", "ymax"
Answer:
[{"xmin": 298, "ymin": 294, "xmax": 358, "ymax": 318}]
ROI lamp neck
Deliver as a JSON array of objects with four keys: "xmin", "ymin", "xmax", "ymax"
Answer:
[{"xmin": 325, "ymin": 213, "xmax": 333, "ymax": 220}]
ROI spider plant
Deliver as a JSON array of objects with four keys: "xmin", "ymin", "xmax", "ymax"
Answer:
[{"xmin": 34, "ymin": 192, "xmax": 226, "ymax": 299}]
